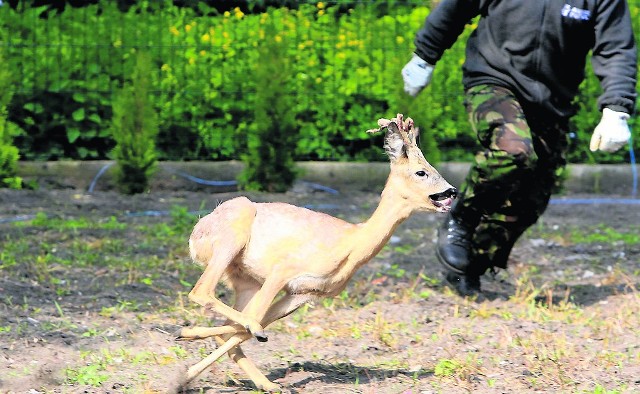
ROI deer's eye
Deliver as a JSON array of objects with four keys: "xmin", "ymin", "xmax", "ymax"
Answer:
[{"xmin": 415, "ymin": 170, "xmax": 427, "ymax": 177}]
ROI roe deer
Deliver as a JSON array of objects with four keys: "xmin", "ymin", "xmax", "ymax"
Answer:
[{"xmin": 178, "ymin": 114, "xmax": 456, "ymax": 391}]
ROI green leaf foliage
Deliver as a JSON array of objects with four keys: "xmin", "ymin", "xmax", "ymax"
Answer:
[{"xmin": 1, "ymin": 1, "xmax": 639, "ymax": 163}]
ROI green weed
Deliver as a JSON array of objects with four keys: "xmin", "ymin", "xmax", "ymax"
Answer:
[
  {"xmin": 433, "ymin": 355, "xmax": 483, "ymax": 382},
  {"xmin": 18, "ymin": 212, "xmax": 126, "ymax": 231},
  {"xmin": 433, "ymin": 358, "xmax": 460, "ymax": 377},
  {"xmin": 65, "ymin": 363, "xmax": 109, "ymax": 386}
]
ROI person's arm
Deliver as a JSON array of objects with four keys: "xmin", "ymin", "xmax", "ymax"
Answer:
[
  {"xmin": 402, "ymin": 0, "xmax": 482, "ymax": 96},
  {"xmin": 591, "ymin": 0, "xmax": 637, "ymax": 114},
  {"xmin": 589, "ymin": 0, "xmax": 637, "ymax": 152},
  {"xmin": 414, "ymin": 0, "xmax": 483, "ymax": 65}
]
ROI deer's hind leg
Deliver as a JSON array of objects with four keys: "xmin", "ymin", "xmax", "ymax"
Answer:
[
  {"xmin": 179, "ymin": 272, "xmax": 260, "ymax": 340},
  {"xmin": 188, "ymin": 255, "xmax": 265, "ymax": 336},
  {"xmin": 187, "ymin": 202, "xmax": 265, "ymax": 339}
]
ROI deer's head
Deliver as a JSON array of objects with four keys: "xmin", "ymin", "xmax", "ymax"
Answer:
[{"xmin": 368, "ymin": 114, "xmax": 457, "ymax": 213}]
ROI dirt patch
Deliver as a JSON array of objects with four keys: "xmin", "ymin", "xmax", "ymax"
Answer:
[{"xmin": 1, "ymin": 185, "xmax": 639, "ymax": 393}]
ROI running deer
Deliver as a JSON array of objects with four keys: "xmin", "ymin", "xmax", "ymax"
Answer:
[{"xmin": 178, "ymin": 114, "xmax": 457, "ymax": 391}]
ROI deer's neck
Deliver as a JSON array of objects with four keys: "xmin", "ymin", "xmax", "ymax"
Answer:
[
  {"xmin": 360, "ymin": 186, "xmax": 412, "ymax": 245},
  {"xmin": 334, "ymin": 183, "xmax": 412, "ymax": 284}
]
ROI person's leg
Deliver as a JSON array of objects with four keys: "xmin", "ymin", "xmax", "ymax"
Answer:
[
  {"xmin": 470, "ymin": 115, "xmax": 570, "ymax": 276},
  {"xmin": 438, "ymin": 85, "xmax": 539, "ymax": 295}
]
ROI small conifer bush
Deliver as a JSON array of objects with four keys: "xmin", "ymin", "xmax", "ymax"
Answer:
[
  {"xmin": 111, "ymin": 51, "xmax": 159, "ymax": 194},
  {"xmin": 237, "ymin": 12, "xmax": 298, "ymax": 192},
  {"xmin": 0, "ymin": 49, "xmax": 23, "ymax": 189}
]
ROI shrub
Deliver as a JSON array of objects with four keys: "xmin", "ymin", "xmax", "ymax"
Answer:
[
  {"xmin": 110, "ymin": 51, "xmax": 159, "ymax": 194},
  {"xmin": 2, "ymin": 2, "xmax": 638, "ymax": 163},
  {"xmin": 0, "ymin": 48, "xmax": 23, "ymax": 189},
  {"xmin": 237, "ymin": 9, "xmax": 298, "ymax": 192}
]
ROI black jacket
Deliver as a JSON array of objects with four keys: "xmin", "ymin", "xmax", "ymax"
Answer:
[{"xmin": 414, "ymin": 0, "xmax": 637, "ymax": 118}]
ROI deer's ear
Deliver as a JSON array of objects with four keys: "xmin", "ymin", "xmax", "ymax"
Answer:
[
  {"xmin": 410, "ymin": 126, "xmax": 420, "ymax": 146},
  {"xmin": 383, "ymin": 122, "xmax": 407, "ymax": 162}
]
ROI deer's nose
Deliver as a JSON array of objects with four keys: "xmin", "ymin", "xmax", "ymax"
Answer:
[{"xmin": 430, "ymin": 187, "xmax": 457, "ymax": 201}]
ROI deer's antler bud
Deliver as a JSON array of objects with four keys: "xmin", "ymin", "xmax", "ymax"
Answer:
[{"xmin": 366, "ymin": 114, "xmax": 416, "ymax": 147}]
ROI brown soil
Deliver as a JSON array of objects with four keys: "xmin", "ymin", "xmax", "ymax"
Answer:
[{"xmin": 1, "ymin": 185, "xmax": 639, "ymax": 394}]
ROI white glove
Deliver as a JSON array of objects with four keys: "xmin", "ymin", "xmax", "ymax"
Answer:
[
  {"xmin": 401, "ymin": 54, "xmax": 434, "ymax": 97},
  {"xmin": 589, "ymin": 108, "xmax": 632, "ymax": 153}
]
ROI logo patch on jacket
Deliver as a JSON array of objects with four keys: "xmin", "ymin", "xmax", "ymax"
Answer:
[{"xmin": 561, "ymin": 4, "xmax": 591, "ymax": 20}]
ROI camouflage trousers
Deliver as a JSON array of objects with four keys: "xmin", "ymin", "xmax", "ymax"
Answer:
[{"xmin": 454, "ymin": 85, "xmax": 570, "ymax": 274}]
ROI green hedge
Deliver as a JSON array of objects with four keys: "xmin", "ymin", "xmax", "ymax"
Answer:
[{"xmin": 1, "ymin": 1, "xmax": 639, "ymax": 163}]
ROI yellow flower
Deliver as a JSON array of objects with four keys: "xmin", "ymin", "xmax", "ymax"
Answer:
[
  {"xmin": 234, "ymin": 7, "xmax": 244, "ymax": 19},
  {"xmin": 317, "ymin": 2, "xmax": 325, "ymax": 9},
  {"xmin": 169, "ymin": 26, "xmax": 179, "ymax": 36},
  {"xmin": 161, "ymin": 64, "xmax": 170, "ymax": 71},
  {"xmin": 189, "ymin": 57, "xmax": 196, "ymax": 65},
  {"xmin": 275, "ymin": 35, "xmax": 282, "ymax": 43},
  {"xmin": 396, "ymin": 36, "xmax": 405, "ymax": 44},
  {"xmin": 318, "ymin": 10, "xmax": 325, "ymax": 16},
  {"xmin": 185, "ymin": 24, "xmax": 192, "ymax": 32},
  {"xmin": 201, "ymin": 33, "xmax": 210, "ymax": 42},
  {"xmin": 199, "ymin": 50, "xmax": 206, "ymax": 56},
  {"xmin": 315, "ymin": 77, "xmax": 323, "ymax": 84},
  {"xmin": 224, "ymin": 11, "xmax": 230, "ymax": 17}
]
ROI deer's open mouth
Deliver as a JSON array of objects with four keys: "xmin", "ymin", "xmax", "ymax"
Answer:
[
  {"xmin": 429, "ymin": 188, "xmax": 457, "ymax": 213},
  {"xmin": 431, "ymin": 197, "xmax": 454, "ymax": 212}
]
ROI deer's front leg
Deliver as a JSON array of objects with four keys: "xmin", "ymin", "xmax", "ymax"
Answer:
[
  {"xmin": 186, "ymin": 332, "xmax": 252, "ymax": 382},
  {"xmin": 240, "ymin": 271, "xmax": 290, "ymax": 342},
  {"xmin": 215, "ymin": 336, "xmax": 279, "ymax": 392},
  {"xmin": 261, "ymin": 293, "xmax": 317, "ymax": 327}
]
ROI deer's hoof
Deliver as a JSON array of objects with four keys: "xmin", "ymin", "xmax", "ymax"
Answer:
[
  {"xmin": 245, "ymin": 325, "xmax": 268, "ymax": 342},
  {"xmin": 174, "ymin": 328, "xmax": 186, "ymax": 340},
  {"xmin": 255, "ymin": 332, "xmax": 269, "ymax": 342},
  {"xmin": 259, "ymin": 380, "xmax": 281, "ymax": 392}
]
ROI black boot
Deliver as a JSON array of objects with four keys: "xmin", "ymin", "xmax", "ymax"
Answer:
[
  {"xmin": 437, "ymin": 216, "xmax": 483, "ymax": 297},
  {"xmin": 436, "ymin": 214, "xmax": 475, "ymax": 274},
  {"xmin": 444, "ymin": 271, "xmax": 481, "ymax": 297},
  {"xmin": 437, "ymin": 200, "xmax": 483, "ymax": 297}
]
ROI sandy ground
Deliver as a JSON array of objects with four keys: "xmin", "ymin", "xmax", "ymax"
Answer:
[{"xmin": 1, "ymin": 184, "xmax": 639, "ymax": 393}]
